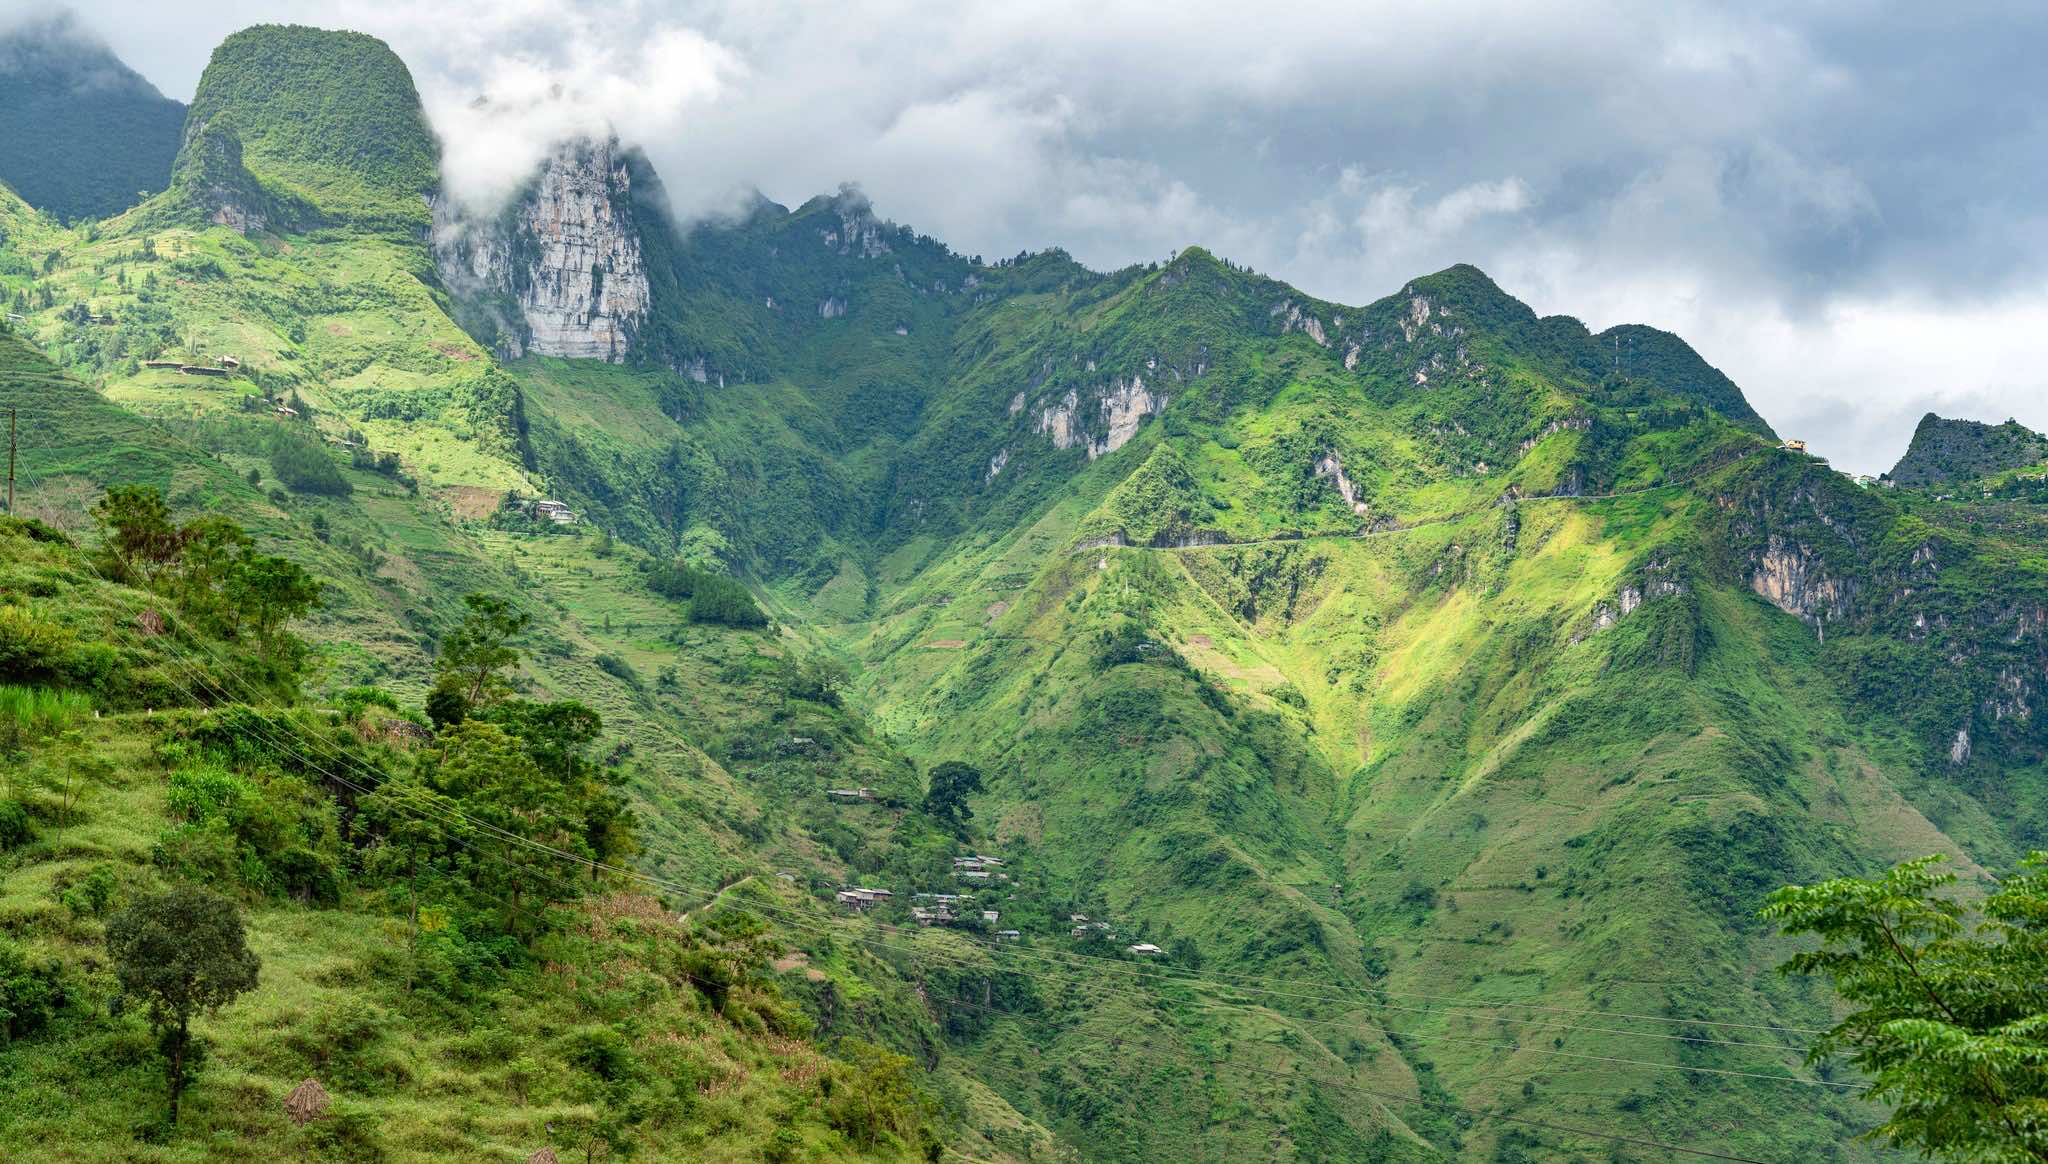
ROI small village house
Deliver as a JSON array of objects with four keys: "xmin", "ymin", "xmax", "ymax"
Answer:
[{"xmin": 835, "ymin": 887, "xmax": 893, "ymax": 911}]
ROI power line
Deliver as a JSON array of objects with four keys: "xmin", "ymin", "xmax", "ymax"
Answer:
[
  {"xmin": 109, "ymin": 613, "xmax": 1856, "ymax": 1092},
  {"xmin": 99, "ymin": 614, "xmax": 1864, "ymax": 1102},
  {"xmin": 88, "ymin": 571, "xmax": 1818, "ymax": 1164}
]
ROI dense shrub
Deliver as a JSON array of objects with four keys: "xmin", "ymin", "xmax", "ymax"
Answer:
[
  {"xmin": 0, "ymin": 938, "xmax": 68, "ymax": 1043},
  {"xmin": 0, "ymin": 604, "xmax": 77, "ymax": 682},
  {"xmin": 269, "ymin": 431, "xmax": 352, "ymax": 496},
  {"xmin": 594, "ymin": 652, "xmax": 643, "ymax": 691},
  {"xmin": 0, "ymin": 799, "xmax": 32, "ymax": 851},
  {"xmin": 647, "ymin": 560, "xmax": 767, "ymax": 627}
]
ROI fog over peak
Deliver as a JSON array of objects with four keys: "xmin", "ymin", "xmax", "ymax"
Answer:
[{"xmin": 63, "ymin": 0, "xmax": 2048, "ymax": 474}]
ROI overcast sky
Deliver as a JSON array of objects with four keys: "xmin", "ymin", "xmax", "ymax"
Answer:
[{"xmin": 38, "ymin": 0, "xmax": 2048, "ymax": 473}]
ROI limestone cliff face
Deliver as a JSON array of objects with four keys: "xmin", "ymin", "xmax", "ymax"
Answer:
[
  {"xmin": 1750, "ymin": 534, "xmax": 1855, "ymax": 637},
  {"xmin": 433, "ymin": 137, "xmax": 651, "ymax": 362},
  {"xmin": 1033, "ymin": 376, "xmax": 1168, "ymax": 460}
]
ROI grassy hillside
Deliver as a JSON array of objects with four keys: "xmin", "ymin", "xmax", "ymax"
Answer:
[{"xmin": 0, "ymin": 513, "xmax": 976, "ymax": 1162}]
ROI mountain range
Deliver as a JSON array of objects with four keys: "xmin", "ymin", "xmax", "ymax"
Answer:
[{"xmin": 3, "ymin": 19, "xmax": 2047, "ymax": 1163}]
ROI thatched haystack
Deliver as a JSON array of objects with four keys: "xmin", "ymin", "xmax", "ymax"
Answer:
[
  {"xmin": 527, "ymin": 1149, "xmax": 560, "ymax": 1164},
  {"xmin": 283, "ymin": 1077, "xmax": 331, "ymax": 1126}
]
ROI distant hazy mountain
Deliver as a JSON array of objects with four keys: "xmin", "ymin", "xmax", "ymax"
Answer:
[{"xmin": 0, "ymin": 11, "xmax": 185, "ymax": 222}]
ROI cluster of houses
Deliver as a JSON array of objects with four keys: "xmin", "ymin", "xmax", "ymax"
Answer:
[
  {"xmin": 1065, "ymin": 914, "xmax": 1159, "ymax": 955},
  {"xmin": 954, "ymin": 854, "xmax": 1008, "ymax": 882},
  {"xmin": 1070, "ymin": 913, "xmax": 1115, "ymax": 939},
  {"xmin": 826, "ymin": 852, "xmax": 1036, "ymax": 943},
  {"xmin": 910, "ymin": 897, "xmax": 1002, "ymax": 928},
  {"xmin": 140, "ymin": 354, "xmax": 241, "ymax": 378}
]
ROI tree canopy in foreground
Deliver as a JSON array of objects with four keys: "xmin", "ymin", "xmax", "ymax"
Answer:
[{"xmin": 1765, "ymin": 853, "xmax": 2048, "ymax": 1163}]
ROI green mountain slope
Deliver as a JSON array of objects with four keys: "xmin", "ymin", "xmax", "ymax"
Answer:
[
  {"xmin": 0, "ymin": 13, "xmax": 186, "ymax": 223},
  {"xmin": 9, "ymin": 19, "xmax": 2048, "ymax": 1163}
]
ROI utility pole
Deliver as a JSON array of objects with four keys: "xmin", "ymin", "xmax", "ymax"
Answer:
[{"xmin": 5, "ymin": 407, "xmax": 14, "ymax": 515}]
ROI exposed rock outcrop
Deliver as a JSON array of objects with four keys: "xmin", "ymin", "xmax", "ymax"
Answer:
[
  {"xmin": 1573, "ymin": 556, "xmax": 1690, "ymax": 643},
  {"xmin": 1034, "ymin": 376, "xmax": 1167, "ymax": 459},
  {"xmin": 1750, "ymin": 534, "xmax": 1854, "ymax": 638},
  {"xmin": 433, "ymin": 136, "xmax": 650, "ymax": 362},
  {"xmin": 1519, "ymin": 415, "xmax": 1592, "ymax": 454},
  {"xmin": 171, "ymin": 120, "xmax": 300, "ymax": 234},
  {"xmin": 1313, "ymin": 450, "xmax": 1370, "ymax": 515},
  {"xmin": 819, "ymin": 186, "xmax": 894, "ymax": 258}
]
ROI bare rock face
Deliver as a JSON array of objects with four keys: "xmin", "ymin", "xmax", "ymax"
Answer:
[
  {"xmin": 820, "ymin": 186, "xmax": 894, "ymax": 258},
  {"xmin": 433, "ymin": 136, "xmax": 650, "ymax": 362},
  {"xmin": 1313, "ymin": 450, "xmax": 1370, "ymax": 515},
  {"xmin": 176, "ymin": 121, "xmax": 274, "ymax": 235},
  {"xmin": 1034, "ymin": 376, "xmax": 1168, "ymax": 459},
  {"xmin": 1751, "ymin": 534, "xmax": 1853, "ymax": 637}
]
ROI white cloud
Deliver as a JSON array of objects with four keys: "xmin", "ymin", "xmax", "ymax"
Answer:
[{"xmin": 425, "ymin": 23, "xmax": 743, "ymax": 210}]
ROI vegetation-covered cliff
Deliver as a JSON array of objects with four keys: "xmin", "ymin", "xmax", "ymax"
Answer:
[{"xmin": 1887, "ymin": 412, "xmax": 2048, "ymax": 487}]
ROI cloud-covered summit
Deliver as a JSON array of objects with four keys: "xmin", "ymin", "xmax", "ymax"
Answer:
[{"xmin": 62, "ymin": 0, "xmax": 2048, "ymax": 473}]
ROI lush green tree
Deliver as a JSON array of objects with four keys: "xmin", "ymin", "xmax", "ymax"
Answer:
[
  {"xmin": 646, "ymin": 560, "xmax": 767, "ymax": 627},
  {"xmin": 425, "ymin": 721, "xmax": 579, "ymax": 940},
  {"xmin": 581, "ymin": 785, "xmax": 638, "ymax": 882},
  {"xmin": 1763, "ymin": 853, "xmax": 2048, "ymax": 1163},
  {"xmin": 479, "ymin": 699, "xmax": 636, "ymax": 882},
  {"xmin": 824, "ymin": 1038, "xmax": 934, "ymax": 1153},
  {"xmin": 424, "ymin": 680, "xmax": 469, "ymax": 730},
  {"xmin": 784, "ymin": 657, "xmax": 849, "ymax": 707},
  {"xmin": 167, "ymin": 514, "xmax": 252, "ymax": 624},
  {"xmin": 922, "ymin": 761, "xmax": 985, "ymax": 832},
  {"xmin": 361, "ymin": 776, "xmax": 470, "ymax": 982},
  {"xmin": 0, "ymin": 938, "xmax": 66, "ymax": 1043},
  {"xmin": 687, "ymin": 574, "xmax": 767, "ymax": 627},
  {"xmin": 226, "ymin": 551, "xmax": 322, "ymax": 662},
  {"xmin": 91, "ymin": 483, "xmax": 181, "ymax": 584},
  {"xmin": 481, "ymin": 698, "xmax": 601, "ymax": 782},
  {"xmin": 104, "ymin": 887, "xmax": 261, "ymax": 1124},
  {"xmin": 436, "ymin": 593, "xmax": 530, "ymax": 712}
]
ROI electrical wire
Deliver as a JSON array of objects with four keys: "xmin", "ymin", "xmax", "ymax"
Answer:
[{"xmin": 95, "ymin": 610, "xmax": 1866, "ymax": 1099}]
